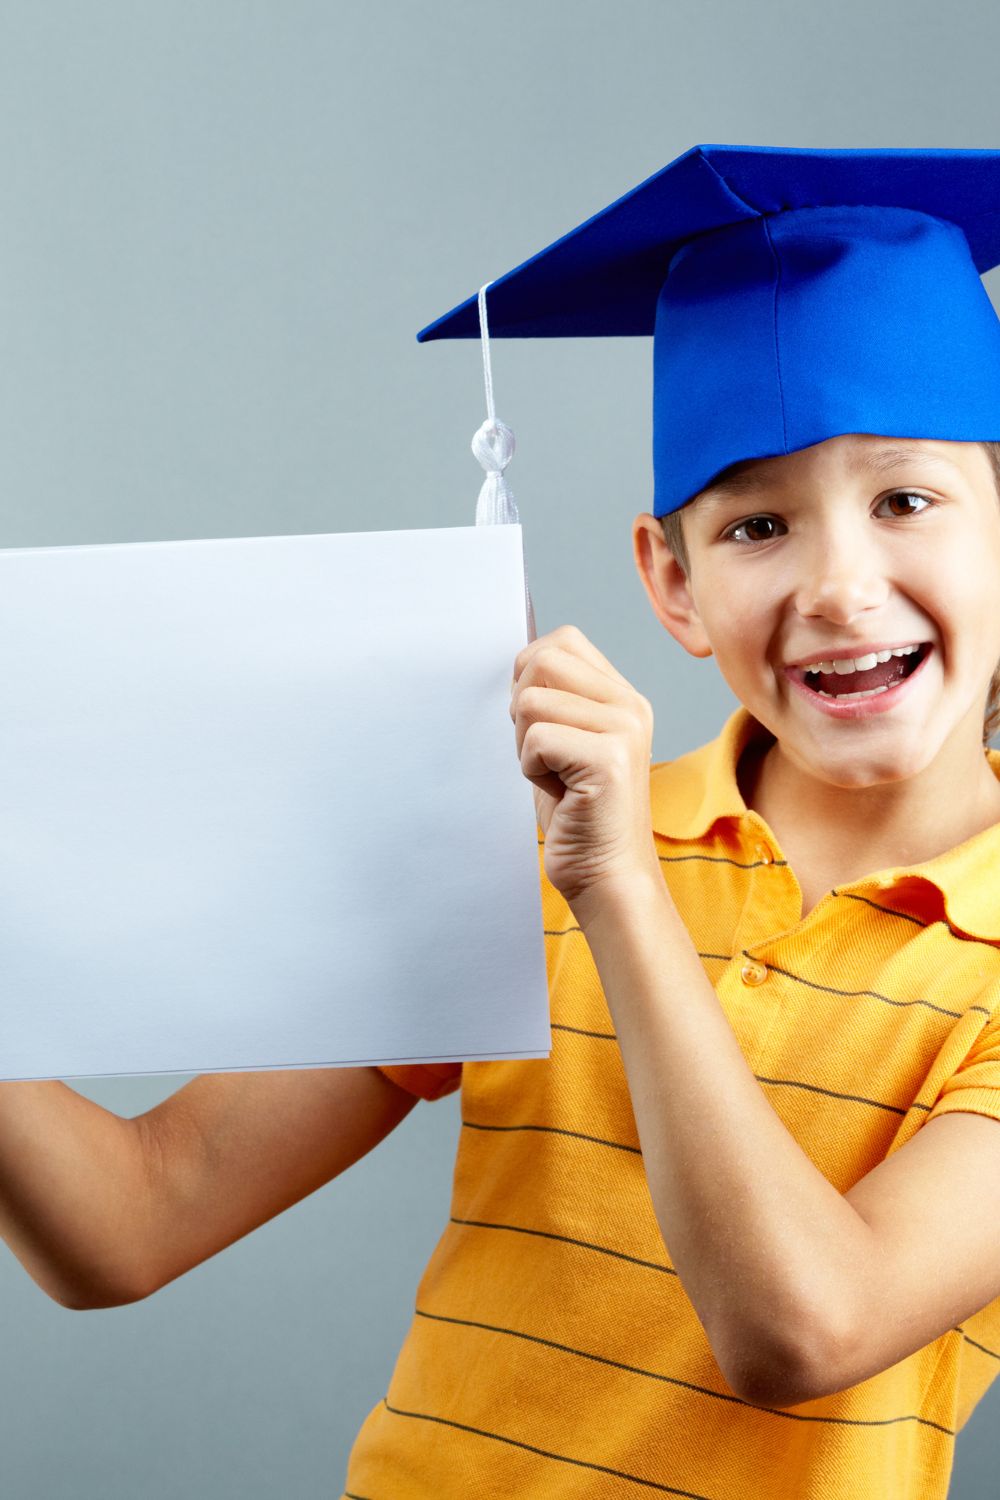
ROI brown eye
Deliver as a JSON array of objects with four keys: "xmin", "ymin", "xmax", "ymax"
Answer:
[
  {"xmin": 726, "ymin": 515, "xmax": 783, "ymax": 544},
  {"xmin": 880, "ymin": 491, "xmax": 934, "ymax": 517}
]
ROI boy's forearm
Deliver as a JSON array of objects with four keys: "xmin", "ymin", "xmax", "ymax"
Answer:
[
  {"xmin": 0, "ymin": 1080, "xmax": 149, "ymax": 1309},
  {"xmin": 573, "ymin": 868, "xmax": 875, "ymax": 1406}
]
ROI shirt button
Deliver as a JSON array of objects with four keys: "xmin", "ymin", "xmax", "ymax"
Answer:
[
  {"xmin": 741, "ymin": 961, "xmax": 769, "ymax": 986},
  {"xmin": 755, "ymin": 842, "xmax": 774, "ymax": 865}
]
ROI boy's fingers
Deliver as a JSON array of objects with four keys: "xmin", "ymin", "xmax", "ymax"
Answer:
[
  {"xmin": 513, "ymin": 647, "xmax": 629, "ymax": 707},
  {"xmin": 513, "ymin": 625, "xmax": 631, "ymax": 690},
  {"xmin": 510, "ymin": 685, "xmax": 625, "ymax": 756}
]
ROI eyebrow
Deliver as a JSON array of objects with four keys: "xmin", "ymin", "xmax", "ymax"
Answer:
[{"xmin": 691, "ymin": 445, "xmax": 959, "ymax": 514}]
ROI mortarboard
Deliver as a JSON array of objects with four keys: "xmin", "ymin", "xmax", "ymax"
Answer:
[{"xmin": 416, "ymin": 144, "xmax": 1000, "ymax": 518}]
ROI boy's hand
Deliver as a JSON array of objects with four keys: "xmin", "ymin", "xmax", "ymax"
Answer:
[{"xmin": 510, "ymin": 624, "xmax": 661, "ymax": 916}]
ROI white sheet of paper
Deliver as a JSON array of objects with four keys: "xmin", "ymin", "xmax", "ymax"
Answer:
[{"xmin": 0, "ymin": 524, "xmax": 550, "ymax": 1080}]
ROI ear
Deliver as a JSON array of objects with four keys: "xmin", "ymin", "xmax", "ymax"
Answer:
[{"xmin": 632, "ymin": 513, "xmax": 713, "ymax": 660}]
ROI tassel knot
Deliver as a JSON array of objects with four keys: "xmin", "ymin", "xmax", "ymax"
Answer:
[{"xmin": 472, "ymin": 418, "xmax": 519, "ymax": 527}]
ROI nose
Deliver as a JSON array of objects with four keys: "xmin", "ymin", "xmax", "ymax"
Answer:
[{"xmin": 792, "ymin": 521, "xmax": 890, "ymax": 625}]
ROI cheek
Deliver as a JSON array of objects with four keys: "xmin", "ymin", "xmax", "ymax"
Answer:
[
  {"xmin": 711, "ymin": 588, "xmax": 779, "ymax": 663},
  {"xmin": 895, "ymin": 536, "xmax": 1000, "ymax": 682},
  {"xmin": 922, "ymin": 540, "xmax": 996, "ymax": 631},
  {"xmin": 701, "ymin": 607, "xmax": 771, "ymax": 687},
  {"xmin": 695, "ymin": 574, "xmax": 777, "ymax": 673}
]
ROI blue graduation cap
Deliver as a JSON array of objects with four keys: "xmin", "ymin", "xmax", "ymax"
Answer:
[{"xmin": 416, "ymin": 144, "xmax": 1000, "ymax": 518}]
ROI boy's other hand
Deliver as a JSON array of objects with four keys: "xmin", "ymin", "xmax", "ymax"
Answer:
[{"xmin": 510, "ymin": 625, "xmax": 662, "ymax": 918}]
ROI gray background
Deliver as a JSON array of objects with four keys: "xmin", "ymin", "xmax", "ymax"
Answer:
[{"xmin": 0, "ymin": 1, "xmax": 997, "ymax": 1495}]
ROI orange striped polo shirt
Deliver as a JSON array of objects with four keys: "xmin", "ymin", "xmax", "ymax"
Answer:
[{"xmin": 343, "ymin": 704, "xmax": 1000, "ymax": 1499}]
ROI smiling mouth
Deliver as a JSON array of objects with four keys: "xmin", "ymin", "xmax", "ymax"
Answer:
[{"xmin": 796, "ymin": 642, "xmax": 932, "ymax": 700}]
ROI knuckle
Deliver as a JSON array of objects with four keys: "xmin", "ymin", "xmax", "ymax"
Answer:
[
  {"xmin": 635, "ymin": 694, "xmax": 654, "ymax": 727},
  {"xmin": 522, "ymin": 721, "xmax": 543, "ymax": 755},
  {"xmin": 557, "ymin": 623, "xmax": 585, "ymax": 647},
  {"xmin": 608, "ymin": 739, "xmax": 632, "ymax": 773},
  {"xmin": 614, "ymin": 702, "xmax": 642, "ymax": 735}
]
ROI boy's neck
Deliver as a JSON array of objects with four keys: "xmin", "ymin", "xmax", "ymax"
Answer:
[{"xmin": 736, "ymin": 722, "xmax": 1000, "ymax": 890}]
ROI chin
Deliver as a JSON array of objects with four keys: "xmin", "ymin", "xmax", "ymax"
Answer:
[{"xmin": 805, "ymin": 739, "xmax": 936, "ymax": 791}]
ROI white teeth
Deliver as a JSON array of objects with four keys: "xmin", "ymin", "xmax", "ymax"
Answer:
[
  {"xmin": 833, "ymin": 655, "xmax": 870, "ymax": 675},
  {"xmin": 802, "ymin": 642, "xmax": 929, "ymax": 703},
  {"xmin": 807, "ymin": 643, "xmax": 921, "ymax": 675},
  {"xmin": 816, "ymin": 684, "xmax": 891, "ymax": 700}
]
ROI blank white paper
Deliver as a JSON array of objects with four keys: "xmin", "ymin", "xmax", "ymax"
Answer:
[{"xmin": 0, "ymin": 524, "xmax": 550, "ymax": 1080}]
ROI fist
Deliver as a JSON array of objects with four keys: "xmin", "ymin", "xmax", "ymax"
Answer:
[{"xmin": 510, "ymin": 624, "xmax": 660, "ymax": 913}]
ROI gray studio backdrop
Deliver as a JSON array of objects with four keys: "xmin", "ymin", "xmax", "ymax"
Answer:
[{"xmin": 0, "ymin": 2, "xmax": 997, "ymax": 1496}]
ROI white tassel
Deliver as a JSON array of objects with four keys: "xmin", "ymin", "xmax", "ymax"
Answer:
[{"xmin": 473, "ymin": 284, "xmax": 536, "ymax": 641}]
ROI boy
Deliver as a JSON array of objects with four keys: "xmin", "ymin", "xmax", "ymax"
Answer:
[
  {"xmin": 344, "ymin": 147, "xmax": 1000, "ymax": 1496},
  {"xmin": 2, "ymin": 145, "xmax": 1000, "ymax": 1498},
  {"xmin": 343, "ymin": 436, "xmax": 1000, "ymax": 1499}
]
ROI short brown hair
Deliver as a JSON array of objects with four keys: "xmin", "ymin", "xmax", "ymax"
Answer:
[{"xmin": 657, "ymin": 441, "xmax": 1000, "ymax": 744}]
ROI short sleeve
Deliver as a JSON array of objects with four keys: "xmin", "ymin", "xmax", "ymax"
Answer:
[
  {"xmin": 927, "ymin": 1014, "xmax": 1000, "ymax": 1126},
  {"xmin": 376, "ymin": 1062, "xmax": 463, "ymax": 1102}
]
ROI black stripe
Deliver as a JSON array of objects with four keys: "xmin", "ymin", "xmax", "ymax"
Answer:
[
  {"xmin": 661, "ymin": 848, "xmax": 930, "ymax": 939},
  {"xmin": 753, "ymin": 1074, "xmax": 909, "ymax": 1117},
  {"xmin": 343, "ymin": 1492, "xmax": 375, "ymax": 1499},
  {"xmin": 382, "ymin": 1398, "xmax": 714, "ymax": 1497},
  {"xmin": 655, "ymin": 854, "xmax": 978, "ymax": 947},
  {"xmin": 740, "ymin": 952, "xmax": 990, "ymax": 1023},
  {"xmin": 462, "ymin": 1118, "xmax": 641, "ymax": 1155},
  {"xmin": 413, "ymin": 1307, "xmax": 956, "ymax": 1437},
  {"xmin": 832, "ymin": 889, "xmax": 929, "ymax": 928},
  {"xmin": 840, "ymin": 885, "xmax": 1000, "ymax": 941},
  {"xmin": 659, "ymin": 852, "xmax": 788, "ymax": 870},
  {"xmin": 449, "ymin": 1215, "xmax": 675, "ymax": 1275},
  {"xmin": 547, "ymin": 922, "xmax": 987, "ymax": 1025},
  {"xmin": 836, "ymin": 888, "xmax": 1000, "ymax": 948},
  {"xmin": 551, "ymin": 1020, "xmax": 617, "ymax": 1040},
  {"xmin": 954, "ymin": 1325, "xmax": 1000, "ymax": 1360}
]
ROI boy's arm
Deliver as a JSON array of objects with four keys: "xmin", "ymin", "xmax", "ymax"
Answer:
[
  {"xmin": 131, "ymin": 1065, "xmax": 419, "ymax": 1303},
  {"xmin": 576, "ymin": 873, "xmax": 1000, "ymax": 1409},
  {"xmin": 0, "ymin": 1066, "xmax": 417, "ymax": 1309},
  {"xmin": 0, "ymin": 1079, "xmax": 155, "ymax": 1308}
]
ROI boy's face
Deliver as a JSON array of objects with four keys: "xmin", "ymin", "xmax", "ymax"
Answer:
[{"xmin": 632, "ymin": 434, "xmax": 1000, "ymax": 791}]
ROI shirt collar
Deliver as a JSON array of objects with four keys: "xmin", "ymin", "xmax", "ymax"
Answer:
[
  {"xmin": 650, "ymin": 704, "xmax": 765, "ymax": 842},
  {"xmin": 650, "ymin": 705, "xmax": 1000, "ymax": 944}
]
